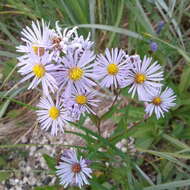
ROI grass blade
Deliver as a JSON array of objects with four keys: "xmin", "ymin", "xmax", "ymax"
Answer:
[
  {"xmin": 0, "ymin": 86, "xmax": 26, "ymax": 118},
  {"xmin": 107, "ymin": 0, "xmax": 124, "ymax": 47},
  {"xmin": 143, "ymin": 179, "xmax": 190, "ymax": 190},
  {"xmin": 78, "ymin": 24, "xmax": 143, "ymax": 39},
  {"xmin": 89, "ymin": 0, "xmax": 96, "ymax": 41}
]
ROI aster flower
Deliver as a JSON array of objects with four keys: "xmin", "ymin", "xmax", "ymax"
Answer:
[
  {"xmin": 53, "ymin": 49, "xmax": 96, "ymax": 95},
  {"xmin": 36, "ymin": 95, "xmax": 69, "ymax": 136},
  {"xmin": 124, "ymin": 56, "xmax": 164, "ymax": 100},
  {"xmin": 17, "ymin": 52, "xmax": 57, "ymax": 96},
  {"xmin": 94, "ymin": 48, "xmax": 131, "ymax": 89},
  {"xmin": 56, "ymin": 149, "xmax": 92, "ymax": 188},
  {"xmin": 50, "ymin": 22, "xmax": 78, "ymax": 61},
  {"xmin": 144, "ymin": 87, "xmax": 176, "ymax": 119},
  {"xmin": 63, "ymin": 87, "xmax": 99, "ymax": 120},
  {"xmin": 50, "ymin": 22, "xmax": 93, "ymax": 62},
  {"xmin": 16, "ymin": 20, "xmax": 52, "ymax": 56},
  {"xmin": 72, "ymin": 32, "xmax": 94, "ymax": 51}
]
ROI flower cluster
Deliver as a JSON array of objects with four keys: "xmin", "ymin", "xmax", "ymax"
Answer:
[
  {"xmin": 16, "ymin": 20, "xmax": 176, "ymax": 188},
  {"xmin": 17, "ymin": 20, "xmax": 176, "ymax": 133},
  {"xmin": 123, "ymin": 55, "xmax": 176, "ymax": 119}
]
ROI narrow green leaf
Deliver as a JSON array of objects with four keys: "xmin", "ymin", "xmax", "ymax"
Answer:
[
  {"xmin": 179, "ymin": 66, "xmax": 190, "ymax": 94},
  {"xmin": 59, "ymin": 0, "xmax": 78, "ymax": 24},
  {"xmin": 69, "ymin": 121, "xmax": 127, "ymax": 160},
  {"xmin": 34, "ymin": 186, "xmax": 58, "ymax": 190},
  {"xmin": 0, "ymin": 22, "xmax": 18, "ymax": 45},
  {"xmin": 107, "ymin": 0, "xmax": 124, "ymax": 47},
  {"xmin": 162, "ymin": 134, "xmax": 189, "ymax": 149},
  {"xmin": 0, "ymin": 51, "xmax": 18, "ymax": 58},
  {"xmin": 100, "ymin": 105, "xmax": 117, "ymax": 121},
  {"xmin": 68, "ymin": 0, "xmax": 88, "ymax": 23},
  {"xmin": 43, "ymin": 154, "xmax": 56, "ymax": 171},
  {"xmin": 134, "ymin": 164, "xmax": 155, "ymax": 186},
  {"xmin": 91, "ymin": 181, "xmax": 110, "ymax": 190},
  {"xmin": 137, "ymin": 148, "xmax": 190, "ymax": 172},
  {"xmin": 89, "ymin": 0, "xmax": 96, "ymax": 41},
  {"xmin": 0, "ymin": 86, "xmax": 26, "ymax": 118},
  {"xmin": 78, "ymin": 24, "xmax": 143, "ymax": 39},
  {"xmin": 143, "ymin": 33, "xmax": 190, "ymax": 63},
  {"xmin": 143, "ymin": 179, "xmax": 190, "ymax": 190},
  {"xmin": 135, "ymin": 0, "xmax": 155, "ymax": 34}
]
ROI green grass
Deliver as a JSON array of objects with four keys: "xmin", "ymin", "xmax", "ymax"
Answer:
[{"xmin": 1, "ymin": 0, "xmax": 190, "ymax": 189}]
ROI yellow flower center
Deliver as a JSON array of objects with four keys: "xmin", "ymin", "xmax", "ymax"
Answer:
[
  {"xmin": 107, "ymin": 63, "xmax": 119, "ymax": 75},
  {"xmin": 152, "ymin": 97, "xmax": 162, "ymax": 105},
  {"xmin": 32, "ymin": 64, "xmax": 45, "ymax": 78},
  {"xmin": 32, "ymin": 46, "xmax": 45, "ymax": 56},
  {"xmin": 49, "ymin": 106, "xmax": 60, "ymax": 120},
  {"xmin": 72, "ymin": 163, "xmax": 81, "ymax": 173},
  {"xmin": 75, "ymin": 95, "xmax": 87, "ymax": 104},
  {"xmin": 69, "ymin": 67, "xmax": 84, "ymax": 80},
  {"xmin": 135, "ymin": 73, "xmax": 146, "ymax": 84}
]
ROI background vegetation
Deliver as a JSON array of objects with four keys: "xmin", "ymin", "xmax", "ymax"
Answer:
[{"xmin": 0, "ymin": 0, "xmax": 190, "ymax": 189}]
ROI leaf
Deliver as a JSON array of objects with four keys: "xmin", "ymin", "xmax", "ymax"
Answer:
[
  {"xmin": 59, "ymin": 0, "xmax": 77, "ymax": 24},
  {"xmin": 154, "ymin": 0, "xmax": 184, "ymax": 46},
  {"xmin": 0, "ymin": 157, "xmax": 6, "ymax": 167},
  {"xmin": 107, "ymin": 0, "xmax": 124, "ymax": 47},
  {"xmin": 7, "ymin": 109, "xmax": 23, "ymax": 118},
  {"xmin": 143, "ymin": 33, "xmax": 190, "ymax": 63},
  {"xmin": 65, "ymin": 129, "xmax": 97, "ymax": 144},
  {"xmin": 78, "ymin": 24, "xmax": 143, "ymax": 39},
  {"xmin": 0, "ymin": 51, "xmax": 18, "ymax": 58},
  {"xmin": 88, "ymin": 113, "xmax": 100, "ymax": 126},
  {"xmin": 0, "ymin": 172, "xmax": 11, "ymax": 182},
  {"xmin": 0, "ymin": 22, "xmax": 18, "ymax": 45},
  {"xmin": 135, "ymin": 0, "xmax": 155, "ymax": 34},
  {"xmin": 134, "ymin": 164, "xmax": 155, "ymax": 186},
  {"xmin": 100, "ymin": 105, "xmax": 117, "ymax": 121},
  {"xmin": 0, "ymin": 86, "xmax": 26, "ymax": 118},
  {"xmin": 143, "ymin": 179, "xmax": 190, "ymax": 190},
  {"xmin": 43, "ymin": 154, "xmax": 56, "ymax": 171},
  {"xmin": 162, "ymin": 134, "xmax": 189, "ymax": 149},
  {"xmin": 179, "ymin": 66, "xmax": 190, "ymax": 94},
  {"xmin": 137, "ymin": 148, "xmax": 190, "ymax": 172},
  {"xmin": 91, "ymin": 180, "xmax": 111, "ymax": 190},
  {"xmin": 110, "ymin": 166, "xmax": 131, "ymax": 189},
  {"xmin": 69, "ymin": 121, "xmax": 126, "ymax": 159},
  {"xmin": 89, "ymin": 0, "xmax": 96, "ymax": 41},
  {"xmin": 34, "ymin": 186, "xmax": 58, "ymax": 190}
]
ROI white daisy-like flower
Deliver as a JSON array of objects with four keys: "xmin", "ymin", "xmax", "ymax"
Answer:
[
  {"xmin": 17, "ymin": 52, "xmax": 57, "ymax": 96},
  {"xmin": 94, "ymin": 48, "xmax": 131, "ymax": 89},
  {"xmin": 63, "ymin": 87, "xmax": 99, "ymax": 120},
  {"xmin": 50, "ymin": 22, "xmax": 93, "ymax": 62},
  {"xmin": 36, "ymin": 95, "xmax": 69, "ymax": 136},
  {"xmin": 144, "ymin": 87, "xmax": 176, "ymax": 119},
  {"xmin": 72, "ymin": 32, "xmax": 94, "ymax": 51},
  {"xmin": 124, "ymin": 56, "xmax": 164, "ymax": 100},
  {"xmin": 53, "ymin": 49, "xmax": 96, "ymax": 95},
  {"xmin": 16, "ymin": 20, "xmax": 52, "ymax": 57},
  {"xmin": 56, "ymin": 149, "xmax": 92, "ymax": 188},
  {"xmin": 49, "ymin": 22, "xmax": 79, "ymax": 61}
]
